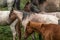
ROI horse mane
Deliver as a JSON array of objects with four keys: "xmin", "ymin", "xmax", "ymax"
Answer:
[
  {"xmin": 24, "ymin": 1, "xmax": 40, "ymax": 13},
  {"xmin": 24, "ymin": 1, "xmax": 31, "ymax": 12}
]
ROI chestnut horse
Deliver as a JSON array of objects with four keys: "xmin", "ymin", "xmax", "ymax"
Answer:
[{"xmin": 24, "ymin": 21, "xmax": 60, "ymax": 40}]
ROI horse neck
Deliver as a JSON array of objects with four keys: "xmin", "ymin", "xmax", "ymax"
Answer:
[
  {"xmin": 9, "ymin": 11, "xmax": 17, "ymax": 24},
  {"xmin": 22, "ymin": 13, "xmax": 35, "ymax": 27}
]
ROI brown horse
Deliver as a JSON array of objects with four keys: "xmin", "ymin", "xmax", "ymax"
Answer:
[
  {"xmin": 9, "ymin": 9, "xmax": 21, "ymax": 40},
  {"xmin": 24, "ymin": 1, "xmax": 40, "ymax": 13},
  {"xmin": 13, "ymin": 9, "xmax": 59, "ymax": 40},
  {"xmin": 24, "ymin": 21, "xmax": 60, "ymax": 40},
  {"xmin": 30, "ymin": 0, "xmax": 60, "ymax": 13}
]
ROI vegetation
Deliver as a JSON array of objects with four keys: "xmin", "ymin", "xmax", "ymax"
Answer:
[
  {"xmin": 0, "ymin": 0, "xmax": 40, "ymax": 40},
  {"xmin": 0, "ymin": 0, "xmax": 60, "ymax": 40},
  {"xmin": 0, "ymin": 26, "xmax": 12, "ymax": 40},
  {"xmin": 0, "ymin": 25, "xmax": 40, "ymax": 40}
]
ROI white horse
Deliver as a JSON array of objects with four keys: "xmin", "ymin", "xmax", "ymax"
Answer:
[
  {"xmin": 42, "ymin": 12, "xmax": 60, "ymax": 20},
  {"xmin": 0, "ymin": 11, "xmax": 20, "ymax": 40},
  {"xmin": 13, "ymin": 10, "xmax": 59, "ymax": 25},
  {"xmin": 7, "ymin": 0, "xmax": 20, "ymax": 10},
  {"xmin": 7, "ymin": 0, "xmax": 14, "ymax": 10},
  {"xmin": 12, "ymin": 10, "xmax": 59, "ymax": 39}
]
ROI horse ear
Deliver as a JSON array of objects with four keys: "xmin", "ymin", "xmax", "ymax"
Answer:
[
  {"xmin": 40, "ymin": 23, "xmax": 44, "ymax": 28},
  {"xmin": 27, "ymin": 21, "xmax": 31, "ymax": 26},
  {"xmin": 9, "ymin": 7, "xmax": 15, "ymax": 17}
]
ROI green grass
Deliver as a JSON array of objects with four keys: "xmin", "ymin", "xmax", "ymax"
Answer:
[
  {"xmin": 0, "ymin": 25, "xmax": 12, "ymax": 40},
  {"xmin": 0, "ymin": 0, "xmax": 40, "ymax": 40},
  {"xmin": 0, "ymin": 25, "xmax": 40, "ymax": 40}
]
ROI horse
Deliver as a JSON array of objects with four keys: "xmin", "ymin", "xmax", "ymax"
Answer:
[
  {"xmin": 0, "ymin": 10, "xmax": 22, "ymax": 40},
  {"xmin": 0, "ymin": 0, "xmax": 20, "ymax": 10},
  {"xmin": 7, "ymin": 0, "xmax": 20, "ymax": 10},
  {"xmin": 23, "ymin": 2, "xmax": 60, "ymax": 40},
  {"xmin": 24, "ymin": 2, "xmax": 60, "ymax": 20},
  {"xmin": 24, "ymin": 1, "xmax": 40, "ymax": 13},
  {"xmin": 12, "ymin": 10, "xmax": 59, "ymax": 40},
  {"xmin": 30, "ymin": 0, "xmax": 60, "ymax": 13},
  {"xmin": 24, "ymin": 21, "xmax": 60, "ymax": 40}
]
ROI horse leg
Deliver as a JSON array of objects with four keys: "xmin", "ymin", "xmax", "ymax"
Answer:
[
  {"xmin": 31, "ymin": 33, "xmax": 36, "ymax": 40},
  {"xmin": 15, "ymin": 20, "xmax": 21, "ymax": 40},
  {"xmin": 7, "ymin": 0, "xmax": 14, "ymax": 10},
  {"xmin": 10, "ymin": 19, "xmax": 18, "ymax": 40}
]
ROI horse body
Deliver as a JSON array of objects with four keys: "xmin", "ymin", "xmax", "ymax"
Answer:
[
  {"xmin": 32, "ymin": 13, "xmax": 59, "ymax": 24},
  {"xmin": 22, "ymin": 14, "xmax": 58, "ymax": 29},
  {"xmin": 42, "ymin": 12, "xmax": 60, "ymax": 20},
  {"xmin": 31, "ymin": 0, "xmax": 60, "ymax": 12},
  {"xmin": 0, "ymin": 11, "xmax": 19, "ymax": 40},
  {"xmin": 0, "ymin": 11, "xmax": 10, "ymax": 25},
  {"xmin": 24, "ymin": 21, "xmax": 60, "ymax": 40},
  {"xmin": 14, "ymin": 10, "xmax": 59, "ymax": 27},
  {"xmin": 13, "ymin": 10, "xmax": 59, "ymax": 40}
]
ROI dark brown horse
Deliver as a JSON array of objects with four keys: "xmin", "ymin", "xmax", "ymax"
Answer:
[{"xmin": 9, "ymin": 9, "xmax": 21, "ymax": 40}]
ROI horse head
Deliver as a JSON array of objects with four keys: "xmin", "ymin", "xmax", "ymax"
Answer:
[
  {"xmin": 24, "ymin": 1, "xmax": 40, "ymax": 13},
  {"xmin": 9, "ymin": 8, "xmax": 17, "ymax": 24}
]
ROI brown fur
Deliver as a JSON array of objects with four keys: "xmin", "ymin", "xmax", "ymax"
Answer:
[
  {"xmin": 24, "ymin": 2, "xmax": 31, "ymax": 12},
  {"xmin": 9, "ymin": 9, "xmax": 17, "ymax": 24},
  {"xmin": 24, "ymin": 21, "xmax": 60, "ymax": 40},
  {"xmin": 9, "ymin": 9, "xmax": 21, "ymax": 40},
  {"xmin": 15, "ymin": 20, "xmax": 21, "ymax": 40}
]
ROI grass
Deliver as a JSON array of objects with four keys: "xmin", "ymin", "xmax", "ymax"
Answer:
[
  {"xmin": 0, "ymin": 25, "xmax": 40, "ymax": 40},
  {"xmin": 0, "ymin": 25, "xmax": 12, "ymax": 40},
  {"xmin": 0, "ymin": 0, "xmax": 41, "ymax": 40}
]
